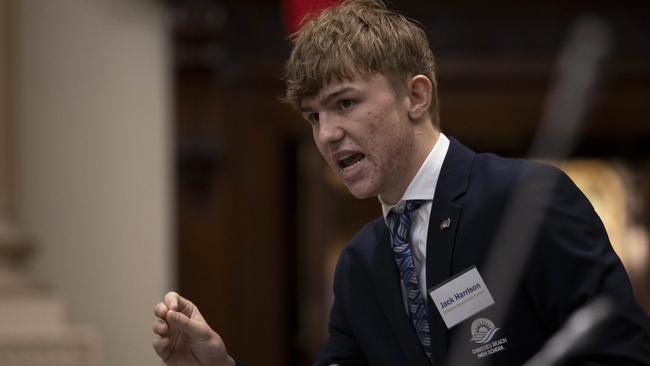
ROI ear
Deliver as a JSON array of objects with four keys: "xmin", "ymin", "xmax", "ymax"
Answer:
[{"xmin": 406, "ymin": 75, "xmax": 432, "ymax": 121}]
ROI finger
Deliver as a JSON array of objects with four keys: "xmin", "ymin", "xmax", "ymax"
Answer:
[
  {"xmin": 166, "ymin": 309, "xmax": 211, "ymax": 341},
  {"xmin": 152, "ymin": 335, "xmax": 171, "ymax": 359},
  {"xmin": 152, "ymin": 318, "xmax": 169, "ymax": 336},
  {"xmin": 153, "ymin": 302, "xmax": 168, "ymax": 319},
  {"xmin": 163, "ymin": 291, "xmax": 181, "ymax": 311},
  {"xmin": 164, "ymin": 291, "xmax": 194, "ymax": 315}
]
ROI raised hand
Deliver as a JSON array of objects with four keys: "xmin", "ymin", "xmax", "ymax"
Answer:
[{"xmin": 152, "ymin": 291, "xmax": 235, "ymax": 366}]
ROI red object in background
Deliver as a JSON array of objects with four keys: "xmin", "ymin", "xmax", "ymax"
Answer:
[{"xmin": 283, "ymin": 0, "xmax": 341, "ymax": 34}]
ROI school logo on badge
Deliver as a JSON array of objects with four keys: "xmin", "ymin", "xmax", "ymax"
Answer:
[
  {"xmin": 469, "ymin": 317, "xmax": 508, "ymax": 359},
  {"xmin": 470, "ymin": 318, "xmax": 500, "ymax": 344}
]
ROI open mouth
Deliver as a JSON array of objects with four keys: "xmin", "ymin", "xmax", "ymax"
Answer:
[{"xmin": 338, "ymin": 153, "xmax": 365, "ymax": 171}]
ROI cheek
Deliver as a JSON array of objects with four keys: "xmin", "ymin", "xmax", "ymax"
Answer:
[
  {"xmin": 363, "ymin": 109, "xmax": 385, "ymax": 138},
  {"xmin": 366, "ymin": 111, "xmax": 380, "ymax": 133},
  {"xmin": 373, "ymin": 125, "xmax": 409, "ymax": 172},
  {"xmin": 368, "ymin": 130, "xmax": 402, "ymax": 169},
  {"xmin": 361, "ymin": 106, "xmax": 408, "ymax": 171}
]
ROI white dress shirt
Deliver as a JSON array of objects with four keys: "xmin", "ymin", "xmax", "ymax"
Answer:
[{"xmin": 379, "ymin": 133, "xmax": 450, "ymax": 308}]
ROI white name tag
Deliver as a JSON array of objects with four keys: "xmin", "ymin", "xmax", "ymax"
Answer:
[{"xmin": 428, "ymin": 266, "xmax": 495, "ymax": 329}]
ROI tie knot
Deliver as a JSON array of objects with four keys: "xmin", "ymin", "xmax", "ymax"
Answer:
[
  {"xmin": 404, "ymin": 199, "xmax": 425, "ymax": 215},
  {"xmin": 388, "ymin": 200, "xmax": 425, "ymax": 231}
]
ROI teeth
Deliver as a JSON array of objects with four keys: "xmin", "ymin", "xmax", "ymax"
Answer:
[
  {"xmin": 345, "ymin": 159, "xmax": 362, "ymax": 170},
  {"xmin": 339, "ymin": 153, "xmax": 364, "ymax": 170},
  {"xmin": 342, "ymin": 155, "xmax": 357, "ymax": 167}
]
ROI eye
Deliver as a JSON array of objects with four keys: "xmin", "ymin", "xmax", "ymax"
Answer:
[
  {"xmin": 305, "ymin": 112, "xmax": 319, "ymax": 124},
  {"xmin": 338, "ymin": 99, "xmax": 355, "ymax": 110}
]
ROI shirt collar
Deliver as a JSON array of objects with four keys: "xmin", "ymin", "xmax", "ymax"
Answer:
[{"xmin": 379, "ymin": 133, "xmax": 450, "ymax": 221}]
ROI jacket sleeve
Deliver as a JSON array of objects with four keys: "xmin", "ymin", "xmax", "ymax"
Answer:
[
  {"xmin": 315, "ymin": 249, "xmax": 369, "ymax": 366},
  {"xmin": 525, "ymin": 167, "xmax": 650, "ymax": 365}
]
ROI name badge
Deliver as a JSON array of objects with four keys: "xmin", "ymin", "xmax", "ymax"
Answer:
[{"xmin": 429, "ymin": 266, "xmax": 495, "ymax": 329}]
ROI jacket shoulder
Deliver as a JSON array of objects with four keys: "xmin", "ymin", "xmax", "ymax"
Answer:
[
  {"xmin": 344, "ymin": 216, "xmax": 386, "ymax": 256},
  {"xmin": 471, "ymin": 152, "xmax": 570, "ymax": 190}
]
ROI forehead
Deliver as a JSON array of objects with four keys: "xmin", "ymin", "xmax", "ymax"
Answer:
[{"xmin": 300, "ymin": 73, "xmax": 388, "ymax": 109}]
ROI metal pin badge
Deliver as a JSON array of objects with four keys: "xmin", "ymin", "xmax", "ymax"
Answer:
[{"xmin": 440, "ymin": 218, "xmax": 451, "ymax": 231}]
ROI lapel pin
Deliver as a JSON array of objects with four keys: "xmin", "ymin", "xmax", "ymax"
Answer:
[{"xmin": 440, "ymin": 217, "xmax": 451, "ymax": 231}]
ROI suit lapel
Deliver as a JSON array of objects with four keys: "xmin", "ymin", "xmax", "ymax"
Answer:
[
  {"xmin": 425, "ymin": 138, "xmax": 475, "ymax": 363},
  {"xmin": 369, "ymin": 226, "xmax": 432, "ymax": 366}
]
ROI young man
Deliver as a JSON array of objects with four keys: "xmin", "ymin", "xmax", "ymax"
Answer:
[{"xmin": 152, "ymin": 1, "xmax": 650, "ymax": 365}]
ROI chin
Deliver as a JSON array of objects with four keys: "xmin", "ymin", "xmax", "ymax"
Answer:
[{"xmin": 345, "ymin": 182, "xmax": 378, "ymax": 200}]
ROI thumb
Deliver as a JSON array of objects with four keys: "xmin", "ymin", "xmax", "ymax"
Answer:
[{"xmin": 167, "ymin": 309, "xmax": 212, "ymax": 341}]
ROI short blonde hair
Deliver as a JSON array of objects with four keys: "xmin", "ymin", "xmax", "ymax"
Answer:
[{"xmin": 282, "ymin": 0, "xmax": 439, "ymax": 126}]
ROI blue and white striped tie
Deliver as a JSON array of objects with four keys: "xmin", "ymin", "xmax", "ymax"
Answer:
[{"xmin": 389, "ymin": 200, "xmax": 431, "ymax": 357}]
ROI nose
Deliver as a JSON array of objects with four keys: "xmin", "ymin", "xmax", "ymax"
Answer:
[{"xmin": 316, "ymin": 113, "xmax": 344, "ymax": 145}]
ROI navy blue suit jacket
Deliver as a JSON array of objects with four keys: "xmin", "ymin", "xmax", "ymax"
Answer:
[{"xmin": 316, "ymin": 138, "xmax": 650, "ymax": 366}]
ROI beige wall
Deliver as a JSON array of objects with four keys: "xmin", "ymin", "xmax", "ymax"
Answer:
[{"xmin": 13, "ymin": 0, "xmax": 173, "ymax": 365}]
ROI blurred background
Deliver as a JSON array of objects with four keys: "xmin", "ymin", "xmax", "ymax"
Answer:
[{"xmin": 0, "ymin": 0, "xmax": 648, "ymax": 365}]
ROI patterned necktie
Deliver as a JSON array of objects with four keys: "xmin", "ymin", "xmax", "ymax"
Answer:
[{"xmin": 388, "ymin": 199, "xmax": 432, "ymax": 358}]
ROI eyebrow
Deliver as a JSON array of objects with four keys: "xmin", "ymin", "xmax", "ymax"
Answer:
[{"xmin": 300, "ymin": 86, "xmax": 356, "ymax": 113}]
